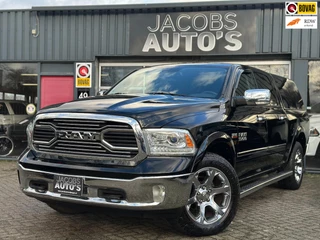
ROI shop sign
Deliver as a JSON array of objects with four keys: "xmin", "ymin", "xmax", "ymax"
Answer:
[
  {"xmin": 285, "ymin": 16, "xmax": 317, "ymax": 29},
  {"xmin": 129, "ymin": 10, "xmax": 257, "ymax": 55},
  {"xmin": 76, "ymin": 63, "xmax": 92, "ymax": 88},
  {"xmin": 285, "ymin": 2, "xmax": 317, "ymax": 15},
  {"xmin": 285, "ymin": 2, "xmax": 318, "ymax": 29}
]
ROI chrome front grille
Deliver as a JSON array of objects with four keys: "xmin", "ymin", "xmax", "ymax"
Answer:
[
  {"xmin": 103, "ymin": 129, "xmax": 138, "ymax": 148},
  {"xmin": 32, "ymin": 117, "xmax": 140, "ymax": 160},
  {"xmin": 33, "ymin": 125, "xmax": 56, "ymax": 143}
]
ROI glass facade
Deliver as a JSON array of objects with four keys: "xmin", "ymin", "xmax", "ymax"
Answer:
[
  {"xmin": 100, "ymin": 66, "xmax": 141, "ymax": 88},
  {"xmin": 308, "ymin": 61, "xmax": 320, "ymax": 112},
  {"xmin": 0, "ymin": 63, "xmax": 38, "ymax": 158},
  {"xmin": 99, "ymin": 62, "xmax": 290, "ymax": 90}
]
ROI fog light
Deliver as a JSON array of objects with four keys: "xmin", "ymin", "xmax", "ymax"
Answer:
[{"xmin": 152, "ymin": 185, "xmax": 165, "ymax": 203}]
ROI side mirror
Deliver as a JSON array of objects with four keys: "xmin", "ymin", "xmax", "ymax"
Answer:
[
  {"xmin": 244, "ymin": 89, "xmax": 271, "ymax": 105},
  {"xmin": 234, "ymin": 89, "xmax": 271, "ymax": 106}
]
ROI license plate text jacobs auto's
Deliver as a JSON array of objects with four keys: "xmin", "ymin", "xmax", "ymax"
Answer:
[{"xmin": 53, "ymin": 175, "xmax": 83, "ymax": 196}]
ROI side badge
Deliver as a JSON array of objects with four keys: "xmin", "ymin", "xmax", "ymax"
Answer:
[
  {"xmin": 238, "ymin": 132, "xmax": 247, "ymax": 141},
  {"xmin": 231, "ymin": 133, "xmax": 238, "ymax": 139},
  {"xmin": 231, "ymin": 132, "xmax": 247, "ymax": 142}
]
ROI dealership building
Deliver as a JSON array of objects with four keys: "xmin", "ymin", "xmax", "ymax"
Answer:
[{"xmin": 1, "ymin": 0, "xmax": 320, "ymax": 164}]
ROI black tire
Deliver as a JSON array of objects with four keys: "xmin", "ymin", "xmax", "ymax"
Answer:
[
  {"xmin": 278, "ymin": 142, "xmax": 304, "ymax": 190},
  {"xmin": 45, "ymin": 201, "xmax": 87, "ymax": 214},
  {"xmin": 170, "ymin": 153, "xmax": 240, "ymax": 236},
  {"xmin": 0, "ymin": 136, "xmax": 14, "ymax": 156}
]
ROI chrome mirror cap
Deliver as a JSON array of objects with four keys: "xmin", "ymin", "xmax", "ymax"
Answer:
[{"xmin": 244, "ymin": 89, "xmax": 271, "ymax": 104}]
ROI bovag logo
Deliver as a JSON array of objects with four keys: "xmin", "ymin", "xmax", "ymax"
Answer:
[{"xmin": 285, "ymin": 2, "xmax": 317, "ymax": 15}]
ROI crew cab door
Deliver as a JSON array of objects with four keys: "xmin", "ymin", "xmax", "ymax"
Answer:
[
  {"xmin": 231, "ymin": 68, "xmax": 288, "ymax": 179},
  {"xmin": 252, "ymin": 69, "xmax": 288, "ymax": 163}
]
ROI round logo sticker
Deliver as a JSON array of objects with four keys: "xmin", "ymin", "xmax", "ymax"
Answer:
[
  {"xmin": 286, "ymin": 2, "xmax": 297, "ymax": 14},
  {"xmin": 26, "ymin": 103, "xmax": 36, "ymax": 115},
  {"xmin": 76, "ymin": 64, "xmax": 91, "ymax": 78},
  {"xmin": 79, "ymin": 66, "xmax": 89, "ymax": 77}
]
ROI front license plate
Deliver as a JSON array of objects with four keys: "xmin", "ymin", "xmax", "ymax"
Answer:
[{"xmin": 53, "ymin": 175, "xmax": 83, "ymax": 196}]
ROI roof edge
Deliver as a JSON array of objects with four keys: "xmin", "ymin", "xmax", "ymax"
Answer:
[{"xmin": 31, "ymin": 0, "xmax": 284, "ymax": 11}]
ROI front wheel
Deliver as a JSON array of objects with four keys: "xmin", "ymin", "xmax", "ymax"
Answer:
[{"xmin": 171, "ymin": 153, "xmax": 239, "ymax": 236}]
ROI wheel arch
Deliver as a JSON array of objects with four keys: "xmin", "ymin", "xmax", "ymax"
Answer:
[
  {"xmin": 293, "ymin": 125, "xmax": 307, "ymax": 156},
  {"xmin": 192, "ymin": 132, "xmax": 236, "ymax": 171}
]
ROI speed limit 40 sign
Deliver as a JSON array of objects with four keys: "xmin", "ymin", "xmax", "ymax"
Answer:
[{"xmin": 76, "ymin": 63, "xmax": 92, "ymax": 88}]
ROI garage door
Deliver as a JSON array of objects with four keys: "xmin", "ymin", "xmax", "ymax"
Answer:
[{"xmin": 40, "ymin": 76, "xmax": 74, "ymax": 109}]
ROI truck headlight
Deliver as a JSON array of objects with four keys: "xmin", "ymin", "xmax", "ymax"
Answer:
[{"xmin": 144, "ymin": 129, "xmax": 196, "ymax": 156}]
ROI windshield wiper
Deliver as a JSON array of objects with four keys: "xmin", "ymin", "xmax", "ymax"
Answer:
[{"xmin": 146, "ymin": 91, "xmax": 185, "ymax": 96}]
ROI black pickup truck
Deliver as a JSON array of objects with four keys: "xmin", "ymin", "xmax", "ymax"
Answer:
[{"xmin": 18, "ymin": 63, "xmax": 309, "ymax": 236}]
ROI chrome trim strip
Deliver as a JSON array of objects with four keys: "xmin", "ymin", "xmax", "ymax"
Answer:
[
  {"xmin": 31, "ymin": 113, "xmax": 148, "ymax": 166},
  {"xmin": 237, "ymin": 143, "xmax": 287, "ymax": 156},
  {"xmin": 23, "ymin": 188, "xmax": 161, "ymax": 207},
  {"xmin": 19, "ymin": 164, "xmax": 192, "ymax": 181}
]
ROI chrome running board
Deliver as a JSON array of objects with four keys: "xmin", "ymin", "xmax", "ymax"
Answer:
[{"xmin": 240, "ymin": 171, "xmax": 293, "ymax": 198}]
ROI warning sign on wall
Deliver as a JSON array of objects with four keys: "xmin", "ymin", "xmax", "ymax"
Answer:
[{"xmin": 76, "ymin": 63, "xmax": 92, "ymax": 88}]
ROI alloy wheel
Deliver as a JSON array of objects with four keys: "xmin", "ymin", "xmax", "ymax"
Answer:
[{"xmin": 186, "ymin": 167, "xmax": 232, "ymax": 225}]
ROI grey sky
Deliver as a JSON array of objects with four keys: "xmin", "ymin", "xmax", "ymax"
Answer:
[{"xmin": 0, "ymin": 0, "xmax": 233, "ymax": 10}]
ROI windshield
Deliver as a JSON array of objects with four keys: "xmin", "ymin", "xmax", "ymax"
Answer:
[{"xmin": 107, "ymin": 65, "xmax": 228, "ymax": 99}]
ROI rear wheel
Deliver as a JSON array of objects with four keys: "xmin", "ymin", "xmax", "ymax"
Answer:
[
  {"xmin": 278, "ymin": 142, "xmax": 304, "ymax": 190},
  {"xmin": 171, "ymin": 153, "xmax": 239, "ymax": 236},
  {"xmin": 45, "ymin": 201, "xmax": 87, "ymax": 214}
]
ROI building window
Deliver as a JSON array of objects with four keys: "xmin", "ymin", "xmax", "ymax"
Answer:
[
  {"xmin": 308, "ymin": 61, "xmax": 320, "ymax": 112},
  {"xmin": 16, "ymin": 94, "xmax": 26, "ymax": 101},
  {"xmin": 4, "ymin": 93, "xmax": 14, "ymax": 100},
  {"xmin": 99, "ymin": 62, "xmax": 166, "ymax": 91},
  {"xmin": 99, "ymin": 61, "xmax": 290, "ymax": 92},
  {"xmin": 0, "ymin": 63, "xmax": 38, "ymax": 158}
]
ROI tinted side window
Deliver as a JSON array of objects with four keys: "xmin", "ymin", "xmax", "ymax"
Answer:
[
  {"xmin": 10, "ymin": 102, "xmax": 26, "ymax": 115},
  {"xmin": 0, "ymin": 102, "xmax": 9, "ymax": 115},
  {"xmin": 235, "ymin": 71, "xmax": 257, "ymax": 96},
  {"xmin": 253, "ymin": 70, "xmax": 279, "ymax": 106},
  {"xmin": 272, "ymin": 75, "xmax": 303, "ymax": 109}
]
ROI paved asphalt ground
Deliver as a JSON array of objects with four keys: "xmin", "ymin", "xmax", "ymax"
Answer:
[{"xmin": 1, "ymin": 160, "xmax": 320, "ymax": 240}]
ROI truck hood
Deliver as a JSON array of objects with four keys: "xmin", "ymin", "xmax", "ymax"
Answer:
[{"xmin": 38, "ymin": 95, "xmax": 221, "ymax": 128}]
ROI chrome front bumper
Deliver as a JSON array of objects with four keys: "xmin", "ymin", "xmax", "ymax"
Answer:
[{"xmin": 18, "ymin": 164, "xmax": 193, "ymax": 210}]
